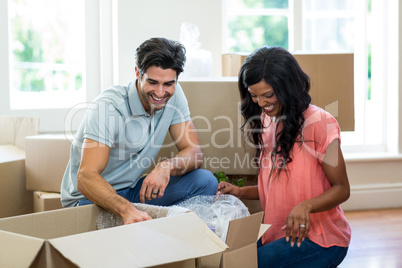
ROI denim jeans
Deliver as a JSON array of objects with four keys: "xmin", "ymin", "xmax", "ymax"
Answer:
[
  {"xmin": 257, "ymin": 237, "xmax": 348, "ymax": 268},
  {"xmin": 78, "ymin": 168, "xmax": 218, "ymax": 206}
]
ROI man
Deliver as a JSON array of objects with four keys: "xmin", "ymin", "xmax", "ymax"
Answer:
[{"xmin": 61, "ymin": 37, "xmax": 218, "ymax": 224}]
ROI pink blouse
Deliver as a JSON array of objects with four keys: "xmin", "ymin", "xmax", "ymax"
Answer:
[{"xmin": 258, "ymin": 105, "xmax": 351, "ymax": 247}]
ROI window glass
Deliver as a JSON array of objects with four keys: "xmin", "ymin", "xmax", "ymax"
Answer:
[
  {"xmin": 9, "ymin": 0, "xmax": 85, "ymax": 109},
  {"xmin": 304, "ymin": 0, "xmax": 354, "ymax": 11},
  {"xmin": 227, "ymin": 15, "xmax": 288, "ymax": 53},
  {"xmin": 303, "ymin": 17, "xmax": 354, "ymax": 51},
  {"xmin": 227, "ymin": 0, "xmax": 288, "ymax": 9}
]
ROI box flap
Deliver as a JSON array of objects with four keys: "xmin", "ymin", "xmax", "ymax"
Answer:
[
  {"xmin": 222, "ymin": 243, "xmax": 257, "ymax": 268},
  {"xmin": 35, "ymin": 191, "xmax": 61, "ymax": 199},
  {"xmin": 0, "ymin": 204, "xmax": 100, "ymax": 239},
  {"xmin": 0, "ymin": 230, "xmax": 44, "ymax": 267},
  {"xmin": 258, "ymin": 224, "xmax": 271, "ymax": 240},
  {"xmin": 49, "ymin": 212, "xmax": 228, "ymax": 268},
  {"xmin": 225, "ymin": 212, "xmax": 264, "ymax": 250}
]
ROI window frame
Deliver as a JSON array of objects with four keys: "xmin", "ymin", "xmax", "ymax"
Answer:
[{"xmin": 224, "ymin": 0, "xmax": 399, "ymax": 155}]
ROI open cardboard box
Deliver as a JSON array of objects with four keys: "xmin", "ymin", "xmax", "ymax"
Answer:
[{"xmin": 0, "ymin": 204, "xmax": 269, "ymax": 267}]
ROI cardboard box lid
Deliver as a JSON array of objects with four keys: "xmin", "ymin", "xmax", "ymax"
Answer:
[
  {"xmin": 35, "ymin": 191, "xmax": 61, "ymax": 200},
  {"xmin": 0, "ymin": 204, "xmax": 98, "ymax": 239},
  {"xmin": 0, "ymin": 145, "xmax": 25, "ymax": 163},
  {"xmin": 258, "ymin": 224, "xmax": 271, "ymax": 240},
  {"xmin": 0, "ymin": 206, "xmax": 228, "ymax": 268},
  {"xmin": 225, "ymin": 211, "xmax": 264, "ymax": 250},
  {"xmin": 0, "ymin": 230, "xmax": 44, "ymax": 267},
  {"xmin": 48, "ymin": 212, "xmax": 228, "ymax": 267}
]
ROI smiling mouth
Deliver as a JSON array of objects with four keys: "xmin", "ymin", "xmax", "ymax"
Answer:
[
  {"xmin": 263, "ymin": 104, "xmax": 275, "ymax": 113},
  {"xmin": 150, "ymin": 94, "xmax": 168, "ymax": 104}
]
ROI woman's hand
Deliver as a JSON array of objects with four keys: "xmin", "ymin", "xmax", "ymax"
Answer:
[
  {"xmin": 217, "ymin": 181, "xmax": 241, "ymax": 197},
  {"xmin": 282, "ymin": 140, "xmax": 350, "ymax": 248},
  {"xmin": 282, "ymin": 202, "xmax": 312, "ymax": 247}
]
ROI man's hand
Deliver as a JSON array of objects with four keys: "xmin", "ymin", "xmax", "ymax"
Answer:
[
  {"xmin": 139, "ymin": 161, "xmax": 172, "ymax": 203},
  {"xmin": 121, "ymin": 204, "xmax": 152, "ymax": 224}
]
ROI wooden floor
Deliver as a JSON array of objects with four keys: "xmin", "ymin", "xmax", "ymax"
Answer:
[{"xmin": 340, "ymin": 208, "xmax": 402, "ymax": 268}]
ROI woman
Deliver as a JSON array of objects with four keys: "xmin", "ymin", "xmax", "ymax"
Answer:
[{"xmin": 217, "ymin": 46, "xmax": 351, "ymax": 267}]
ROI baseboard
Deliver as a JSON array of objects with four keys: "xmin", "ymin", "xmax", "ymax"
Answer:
[{"xmin": 341, "ymin": 183, "xmax": 402, "ymax": 211}]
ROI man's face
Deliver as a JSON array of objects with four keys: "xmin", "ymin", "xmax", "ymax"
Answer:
[{"xmin": 136, "ymin": 66, "xmax": 177, "ymax": 114}]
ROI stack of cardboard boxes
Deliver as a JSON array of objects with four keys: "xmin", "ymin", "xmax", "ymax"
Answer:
[
  {"xmin": 25, "ymin": 134, "xmax": 71, "ymax": 212},
  {"xmin": 0, "ymin": 115, "xmax": 39, "ymax": 218}
]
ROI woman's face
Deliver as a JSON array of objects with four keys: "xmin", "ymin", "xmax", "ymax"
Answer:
[{"xmin": 248, "ymin": 80, "xmax": 282, "ymax": 118}]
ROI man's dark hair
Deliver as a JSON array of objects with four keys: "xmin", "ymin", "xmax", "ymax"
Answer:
[{"xmin": 135, "ymin": 37, "xmax": 186, "ymax": 77}]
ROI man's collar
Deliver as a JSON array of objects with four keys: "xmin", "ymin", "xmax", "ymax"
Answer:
[{"xmin": 128, "ymin": 80, "xmax": 148, "ymax": 116}]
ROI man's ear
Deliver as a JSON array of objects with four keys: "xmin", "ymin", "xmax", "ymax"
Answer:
[{"xmin": 135, "ymin": 66, "xmax": 141, "ymax": 81}]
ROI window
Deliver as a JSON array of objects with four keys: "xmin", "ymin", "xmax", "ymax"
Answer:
[
  {"xmin": 224, "ymin": 0, "xmax": 395, "ymax": 153},
  {"xmin": 8, "ymin": 0, "xmax": 86, "ymax": 110},
  {"xmin": 302, "ymin": 0, "xmax": 354, "ymax": 52},
  {"xmin": 225, "ymin": 0, "xmax": 290, "ymax": 52},
  {"xmin": 1, "ymin": 0, "xmax": 101, "ymax": 132}
]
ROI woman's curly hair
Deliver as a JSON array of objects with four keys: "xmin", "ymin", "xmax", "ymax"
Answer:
[{"xmin": 238, "ymin": 46, "xmax": 311, "ymax": 179}]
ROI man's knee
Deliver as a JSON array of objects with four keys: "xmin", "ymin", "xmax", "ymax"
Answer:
[{"xmin": 189, "ymin": 169, "xmax": 218, "ymax": 195}]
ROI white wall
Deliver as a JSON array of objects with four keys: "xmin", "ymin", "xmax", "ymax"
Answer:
[
  {"xmin": 114, "ymin": 0, "xmax": 223, "ymax": 85},
  {"xmin": 342, "ymin": 156, "xmax": 402, "ymax": 211}
]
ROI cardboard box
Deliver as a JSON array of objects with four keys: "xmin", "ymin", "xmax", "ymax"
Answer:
[
  {"xmin": 0, "ymin": 204, "xmax": 269, "ymax": 268},
  {"xmin": 0, "ymin": 145, "xmax": 33, "ymax": 218},
  {"xmin": 293, "ymin": 53, "xmax": 354, "ymax": 131},
  {"xmin": 199, "ymin": 212, "xmax": 267, "ymax": 268},
  {"xmin": 33, "ymin": 191, "xmax": 63, "ymax": 212},
  {"xmin": 222, "ymin": 54, "xmax": 248, "ymax": 77},
  {"xmin": 221, "ymin": 52, "xmax": 354, "ymax": 131},
  {"xmin": 25, "ymin": 134, "xmax": 72, "ymax": 192},
  {"xmin": 152, "ymin": 80, "xmax": 258, "ymax": 175},
  {"xmin": 0, "ymin": 205, "xmax": 225, "ymax": 267}
]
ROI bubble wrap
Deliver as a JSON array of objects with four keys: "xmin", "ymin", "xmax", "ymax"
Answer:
[
  {"xmin": 172, "ymin": 195, "xmax": 250, "ymax": 242},
  {"xmin": 97, "ymin": 203, "xmax": 190, "ymax": 230},
  {"xmin": 97, "ymin": 195, "xmax": 250, "ymax": 243}
]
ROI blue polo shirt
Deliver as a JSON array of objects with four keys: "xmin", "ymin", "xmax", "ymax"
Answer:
[{"xmin": 61, "ymin": 82, "xmax": 191, "ymax": 207}]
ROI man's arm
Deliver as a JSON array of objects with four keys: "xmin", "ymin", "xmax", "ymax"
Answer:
[
  {"xmin": 167, "ymin": 119, "xmax": 203, "ymax": 174},
  {"xmin": 77, "ymin": 138, "xmax": 152, "ymax": 224},
  {"xmin": 139, "ymin": 120, "xmax": 203, "ymax": 203}
]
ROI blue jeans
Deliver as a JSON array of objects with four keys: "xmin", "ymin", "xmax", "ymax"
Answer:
[
  {"xmin": 257, "ymin": 237, "xmax": 348, "ymax": 268},
  {"xmin": 78, "ymin": 168, "xmax": 218, "ymax": 206}
]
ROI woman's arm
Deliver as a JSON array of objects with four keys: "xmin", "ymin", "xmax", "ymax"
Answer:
[
  {"xmin": 285, "ymin": 139, "xmax": 350, "ymax": 247},
  {"xmin": 217, "ymin": 182, "xmax": 259, "ymax": 200}
]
